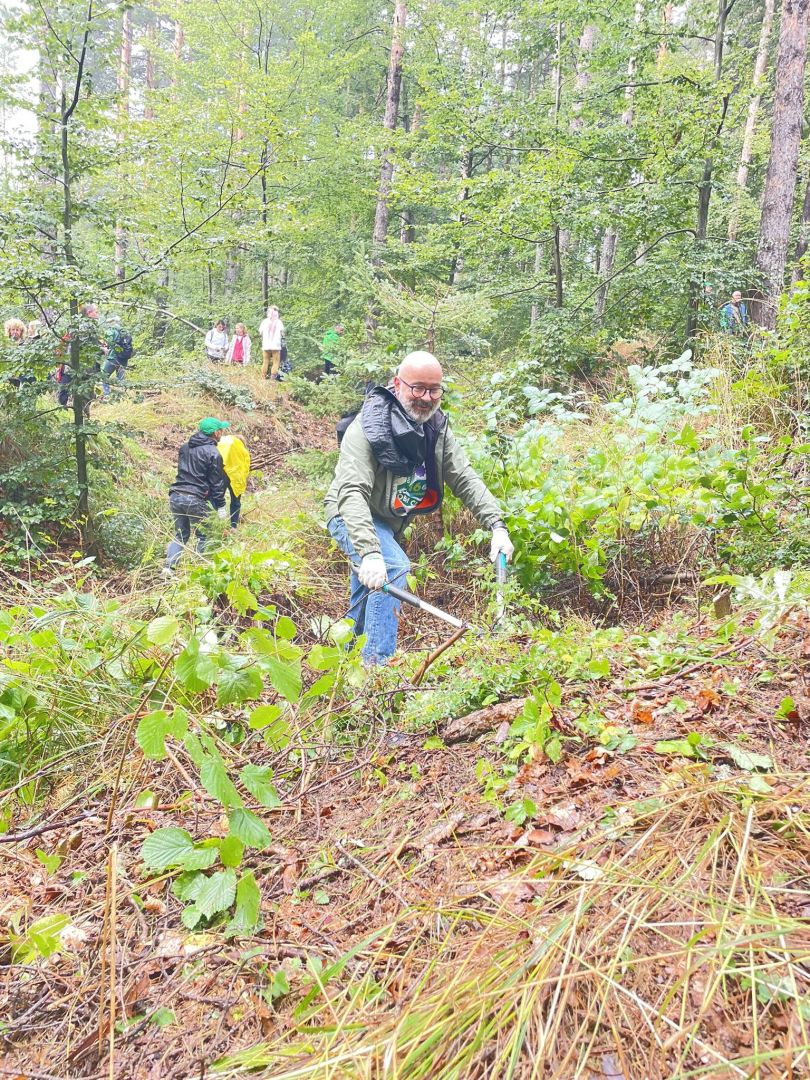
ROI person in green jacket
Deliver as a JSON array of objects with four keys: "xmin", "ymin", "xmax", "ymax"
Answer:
[
  {"xmin": 320, "ymin": 324, "xmax": 343, "ymax": 378},
  {"xmin": 325, "ymin": 350, "xmax": 514, "ymax": 665}
]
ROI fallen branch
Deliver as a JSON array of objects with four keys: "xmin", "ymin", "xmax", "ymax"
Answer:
[{"xmin": 442, "ymin": 697, "xmax": 526, "ymax": 744}]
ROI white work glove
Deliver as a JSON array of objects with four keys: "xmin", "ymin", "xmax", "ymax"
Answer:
[
  {"xmin": 357, "ymin": 553, "xmax": 387, "ymax": 590},
  {"xmin": 490, "ymin": 526, "xmax": 514, "ymax": 563},
  {"xmin": 217, "ymin": 506, "xmax": 228, "ymax": 520}
]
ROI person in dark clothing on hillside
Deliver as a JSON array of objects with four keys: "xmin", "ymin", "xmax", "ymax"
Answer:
[
  {"xmin": 101, "ymin": 315, "xmax": 133, "ymax": 398},
  {"xmin": 161, "ymin": 417, "xmax": 229, "ymax": 579}
]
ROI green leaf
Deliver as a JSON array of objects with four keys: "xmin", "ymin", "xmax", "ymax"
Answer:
[
  {"xmin": 307, "ymin": 644, "xmax": 342, "ymax": 671},
  {"xmin": 544, "ymin": 736, "xmax": 562, "ymax": 764},
  {"xmin": 720, "ymin": 742, "xmax": 773, "ymax": 772},
  {"xmin": 227, "ymin": 582, "xmax": 258, "ymax": 614},
  {"xmin": 173, "ymin": 871, "xmax": 205, "ymax": 902},
  {"xmin": 36, "ymin": 849, "xmax": 61, "ymax": 874},
  {"xmin": 229, "ymin": 807, "xmax": 272, "ymax": 850},
  {"xmin": 313, "ymin": 889, "xmax": 330, "ymax": 905},
  {"xmin": 303, "ymin": 673, "xmax": 336, "ymax": 698},
  {"xmin": 587, "ymin": 658, "xmax": 610, "ymax": 679},
  {"xmin": 423, "ymin": 735, "xmax": 445, "ymax": 750},
  {"xmin": 275, "ymin": 616, "xmax": 297, "ymax": 639},
  {"xmin": 147, "ymin": 615, "xmax": 180, "ymax": 647},
  {"xmin": 136, "ymin": 709, "xmax": 188, "ymax": 760},
  {"xmin": 141, "ymin": 827, "xmax": 194, "ymax": 870},
  {"xmin": 16, "ymin": 914, "xmax": 71, "ymax": 962},
  {"xmin": 654, "ymin": 739, "xmax": 696, "ymax": 758},
  {"xmin": 261, "ymin": 716, "xmax": 291, "ymax": 751},
  {"xmin": 200, "ymin": 758, "xmax": 243, "ymax": 810},
  {"xmin": 260, "ymin": 655, "xmax": 302, "ymax": 701},
  {"xmin": 248, "ymin": 704, "xmax": 282, "ymax": 730},
  {"xmin": 150, "ymin": 1007, "xmax": 176, "ymax": 1028},
  {"xmin": 193, "ymin": 868, "xmax": 237, "ymax": 918},
  {"xmin": 181, "ymin": 846, "xmax": 219, "ymax": 871},
  {"xmin": 227, "ymin": 871, "xmax": 261, "ymax": 934},
  {"xmin": 176, "ymin": 637, "xmax": 218, "ymax": 693},
  {"xmin": 219, "ymin": 835, "xmax": 245, "ymax": 868},
  {"xmin": 240, "ymin": 764, "xmax": 282, "ymax": 807},
  {"xmin": 216, "ymin": 664, "xmax": 264, "ymax": 707},
  {"xmin": 184, "ymin": 731, "xmax": 205, "ymax": 768}
]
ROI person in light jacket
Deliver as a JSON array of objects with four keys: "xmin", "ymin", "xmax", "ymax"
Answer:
[
  {"xmin": 325, "ymin": 350, "xmax": 514, "ymax": 665},
  {"xmin": 258, "ymin": 306, "xmax": 285, "ymax": 380},
  {"xmin": 205, "ymin": 320, "xmax": 229, "ymax": 362},
  {"xmin": 225, "ymin": 323, "xmax": 252, "ymax": 366}
]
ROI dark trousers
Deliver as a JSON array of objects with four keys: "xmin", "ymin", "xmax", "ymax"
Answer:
[{"xmin": 166, "ymin": 492, "xmax": 210, "ymax": 568}]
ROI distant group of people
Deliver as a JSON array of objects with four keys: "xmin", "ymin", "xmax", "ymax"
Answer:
[
  {"xmin": 204, "ymin": 306, "xmax": 288, "ymax": 380},
  {"xmin": 701, "ymin": 285, "xmax": 750, "ymax": 337},
  {"xmin": 161, "ymin": 417, "xmax": 251, "ymax": 579},
  {"xmin": 3, "ymin": 302, "xmax": 133, "ymax": 403}
]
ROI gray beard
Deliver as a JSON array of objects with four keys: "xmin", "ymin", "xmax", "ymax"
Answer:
[{"xmin": 398, "ymin": 396, "xmax": 440, "ymax": 424}]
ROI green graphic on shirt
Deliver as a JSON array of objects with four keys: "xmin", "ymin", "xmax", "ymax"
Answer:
[{"xmin": 395, "ymin": 465, "xmax": 428, "ymax": 509}]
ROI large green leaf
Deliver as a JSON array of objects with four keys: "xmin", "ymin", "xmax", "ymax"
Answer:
[
  {"xmin": 720, "ymin": 742, "xmax": 773, "ymax": 772},
  {"xmin": 200, "ymin": 758, "xmax": 243, "ymax": 810},
  {"xmin": 260, "ymin": 655, "xmax": 302, "ymax": 702},
  {"xmin": 240, "ymin": 764, "xmax": 283, "ymax": 808},
  {"xmin": 193, "ymin": 869, "xmax": 237, "ymax": 917},
  {"xmin": 147, "ymin": 615, "xmax": 180, "ymax": 647},
  {"xmin": 136, "ymin": 708, "xmax": 188, "ymax": 760},
  {"xmin": 227, "ymin": 871, "xmax": 261, "ymax": 934},
  {"xmin": 229, "ymin": 807, "xmax": 272, "ymax": 849},
  {"xmin": 219, "ymin": 835, "xmax": 245, "ymax": 868},
  {"xmin": 248, "ymin": 704, "xmax": 281, "ymax": 730},
  {"xmin": 307, "ymin": 644, "xmax": 342, "ymax": 672},
  {"xmin": 216, "ymin": 664, "xmax": 264, "ymax": 706},
  {"xmin": 175, "ymin": 637, "xmax": 218, "ymax": 693},
  {"xmin": 141, "ymin": 827, "xmax": 194, "ymax": 870}
]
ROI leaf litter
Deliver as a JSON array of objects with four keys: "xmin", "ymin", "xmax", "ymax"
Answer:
[{"xmin": 1, "ymin": 610, "xmax": 810, "ymax": 1079}]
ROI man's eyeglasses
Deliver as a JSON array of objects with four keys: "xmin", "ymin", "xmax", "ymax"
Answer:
[{"xmin": 398, "ymin": 378, "xmax": 444, "ymax": 399}]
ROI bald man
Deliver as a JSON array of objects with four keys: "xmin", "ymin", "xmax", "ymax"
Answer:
[{"xmin": 325, "ymin": 350, "xmax": 513, "ymax": 665}]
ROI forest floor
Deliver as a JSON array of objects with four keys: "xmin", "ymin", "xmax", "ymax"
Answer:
[{"xmin": 1, "ymin": 367, "xmax": 810, "ymax": 1080}]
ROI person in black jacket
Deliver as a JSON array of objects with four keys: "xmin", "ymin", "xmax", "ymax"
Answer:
[{"xmin": 161, "ymin": 418, "xmax": 229, "ymax": 579}]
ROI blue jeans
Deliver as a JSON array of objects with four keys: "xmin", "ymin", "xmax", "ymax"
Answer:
[
  {"xmin": 327, "ymin": 515, "xmax": 410, "ymax": 665},
  {"xmin": 102, "ymin": 359, "xmax": 126, "ymax": 398}
]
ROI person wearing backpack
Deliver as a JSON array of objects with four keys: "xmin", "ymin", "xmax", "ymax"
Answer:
[
  {"xmin": 205, "ymin": 319, "xmax": 229, "ymax": 363},
  {"xmin": 101, "ymin": 315, "xmax": 133, "ymax": 399}
]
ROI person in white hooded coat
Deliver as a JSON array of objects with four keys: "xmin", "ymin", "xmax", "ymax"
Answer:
[{"xmin": 258, "ymin": 306, "xmax": 285, "ymax": 379}]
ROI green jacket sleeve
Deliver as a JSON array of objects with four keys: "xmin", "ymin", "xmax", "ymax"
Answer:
[
  {"xmin": 332, "ymin": 419, "xmax": 384, "ymax": 558},
  {"xmin": 443, "ymin": 426, "xmax": 504, "ymax": 529}
]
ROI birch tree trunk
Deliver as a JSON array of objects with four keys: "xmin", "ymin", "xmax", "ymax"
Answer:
[
  {"xmin": 114, "ymin": 9, "xmax": 131, "ymax": 295},
  {"xmin": 728, "ymin": 0, "xmax": 775, "ymax": 242},
  {"xmin": 145, "ymin": 4, "xmax": 157, "ymax": 121},
  {"xmin": 371, "ymin": 1, "xmax": 407, "ymax": 258},
  {"xmin": 686, "ymin": 0, "xmax": 729, "ymax": 339},
  {"xmin": 753, "ymin": 0, "xmax": 810, "ymax": 327}
]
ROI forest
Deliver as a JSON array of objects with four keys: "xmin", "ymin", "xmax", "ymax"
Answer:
[{"xmin": 1, "ymin": 0, "xmax": 810, "ymax": 1076}]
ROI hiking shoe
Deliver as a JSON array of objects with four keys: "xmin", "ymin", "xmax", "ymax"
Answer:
[{"xmin": 159, "ymin": 567, "xmax": 174, "ymax": 582}]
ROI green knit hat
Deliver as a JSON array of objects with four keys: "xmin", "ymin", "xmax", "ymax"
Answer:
[{"xmin": 199, "ymin": 417, "xmax": 229, "ymax": 435}]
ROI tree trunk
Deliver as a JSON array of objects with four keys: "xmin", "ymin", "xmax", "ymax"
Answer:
[
  {"xmin": 448, "ymin": 148, "xmax": 472, "ymax": 285},
  {"xmin": 594, "ymin": 230, "xmax": 617, "ymax": 318},
  {"xmin": 114, "ymin": 9, "xmax": 131, "ymax": 295},
  {"xmin": 657, "ymin": 1, "xmax": 672, "ymax": 69},
  {"xmin": 552, "ymin": 224, "xmax": 563, "ymax": 307},
  {"xmin": 686, "ymin": 0, "xmax": 729, "ymax": 339},
  {"xmin": 728, "ymin": 0, "xmax": 775, "ymax": 242},
  {"xmin": 155, "ymin": 268, "xmax": 169, "ymax": 341},
  {"xmin": 399, "ymin": 96, "xmax": 420, "ymax": 244},
  {"xmin": 530, "ymin": 242, "xmax": 542, "ymax": 326},
  {"xmin": 371, "ymin": 1, "xmax": 407, "ymax": 258},
  {"xmin": 172, "ymin": 1, "xmax": 184, "ymax": 92},
  {"xmin": 570, "ymin": 24, "xmax": 595, "ymax": 130},
  {"xmin": 791, "ymin": 178, "xmax": 810, "ymax": 283},
  {"xmin": 145, "ymin": 5, "xmax": 157, "ymax": 121},
  {"xmin": 551, "ymin": 21, "xmax": 563, "ymax": 125},
  {"xmin": 753, "ymin": 0, "xmax": 810, "ymax": 327},
  {"xmin": 61, "ymin": 82, "xmax": 92, "ymax": 549}
]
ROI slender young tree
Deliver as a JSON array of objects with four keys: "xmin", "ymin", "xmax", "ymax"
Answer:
[
  {"xmin": 727, "ymin": 0, "xmax": 775, "ymax": 242},
  {"xmin": 753, "ymin": 0, "xmax": 810, "ymax": 326},
  {"xmin": 371, "ymin": 1, "xmax": 407, "ymax": 258}
]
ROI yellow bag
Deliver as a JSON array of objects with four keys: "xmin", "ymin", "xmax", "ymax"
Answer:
[{"xmin": 217, "ymin": 435, "xmax": 251, "ymax": 497}]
